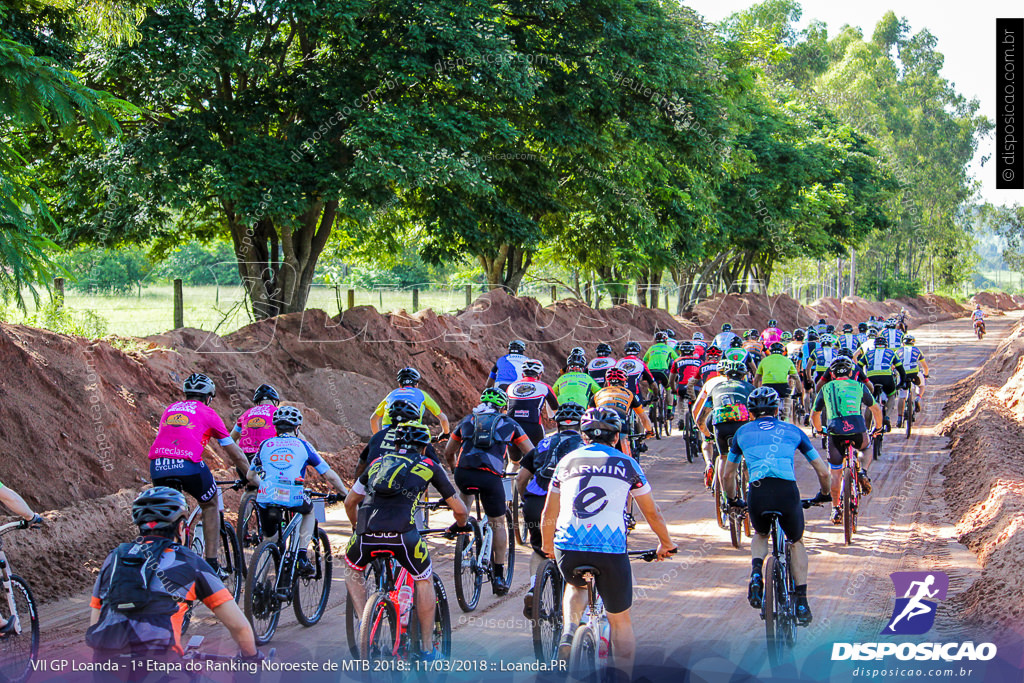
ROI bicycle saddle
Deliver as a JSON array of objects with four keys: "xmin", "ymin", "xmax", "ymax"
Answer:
[{"xmin": 572, "ymin": 565, "xmax": 600, "ymax": 579}]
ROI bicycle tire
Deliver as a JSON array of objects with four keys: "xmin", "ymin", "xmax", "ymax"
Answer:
[
  {"xmin": 236, "ymin": 492, "xmax": 262, "ymax": 573},
  {"xmin": 244, "ymin": 540, "xmax": 283, "ymax": 645},
  {"xmin": 762, "ymin": 555, "xmax": 782, "ymax": 668},
  {"xmin": 219, "ymin": 520, "xmax": 244, "ymax": 600},
  {"xmin": 905, "ymin": 394, "xmax": 914, "ymax": 439},
  {"xmin": 872, "ymin": 432, "xmax": 882, "ymax": 462},
  {"xmin": 408, "ymin": 574, "xmax": 452, "ymax": 659},
  {"xmin": 729, "ymin": 510, "xmax": 742, "ymax": 549},
  {"xmin": 741, "ymin": 463, "xmax": 752, "ymax": 538},
  {"xmin": 568, "ymin": 625, "xmax": 599, "ymax": 681},
  {"xmin": 685, "ymin": 418, "xmax": 696, "ymax": 463},
  {"xmin": 497, "ymin": 510, "xmax": 516, "ymax": 593},
  {"xmin": 712, "ymin": 476, "xmax": 726, "ymax": 529},
  {"xmin": 294, "ymin": 527, "xmax": 332, "ymax": 626},
  {"xmin": 843, "ymin": 467, "xmax": 854, "ymax": 546},
  {"xmin": 346, "ymin": 559, "xmax": 385, "ymax": 658},
  {"xmin": 453, "ymin": 520, "xmax": 483, "ymax": 612},
  {"xmin": 511, "ymin": 487, "xmax": 526, "ymax": 547},
  {"xmin": 663, "ymin": 393, "xmax": 673, "ymax": 437},
  {"xmin": 0, "ymin": 575, "xmax": 39, "ymax": 683},
  {"xmin": 359, "ymin": 593, "xmax": 402, "ymax": 669},
  {"xmin": 531, "ymin": 560, "xmax": 563, "ymax": 662}
]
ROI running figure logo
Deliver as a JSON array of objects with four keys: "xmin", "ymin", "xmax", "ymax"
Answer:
[{"xmin": 883, "ymin": 571, "xmax": 949, "ymax": 635}]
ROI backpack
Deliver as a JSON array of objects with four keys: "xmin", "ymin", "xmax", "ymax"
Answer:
[
  {"xmin": 470, "ymin": 412, "xmax": 502, "ymax": 450},
  {"xmin": 367, "ymin": 449, "xmax": 422, "ymax": 497},
  {"xmin": 534, "ymin": 433, "xmax": 583, "ymax": 486},
  {"xmin": 103, "ymin": 539, "xmax": 181, "ymax": 614}
]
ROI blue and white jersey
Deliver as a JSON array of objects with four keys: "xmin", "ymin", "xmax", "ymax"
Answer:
[
  {"xmin": 551, "ymin": 443, "xmax": 650, "ymax": 554},
  {"xmin": 729, "ymin": 417, "xmax": 820, "ymax": 483},
  {"xmin": 897, "ymin": 345, "xmax": 924, "ymax": 372},
  {"xmin": 254, "ymin": 436, "xmax": 330, "ymax": 508},
  {"xmin": 489, "ymin": 353, "xmax": 529, "ymax": 386},
  {"xmin": 836, "ymin": 333, "xmax": 859, "ymax": 352},
  {"xmin": 882, "ymin": 328, "xmax": 903, "ymax": 349}
]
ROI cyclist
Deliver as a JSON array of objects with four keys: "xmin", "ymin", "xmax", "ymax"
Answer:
[
  {"xmin": 487, "ymin": 340, "xmax": 530, "ymax": 391},
  {"xmin": 881, "ymin": 318, "xmax": 903, "ymax": 349},
  {"xmin": 691, "ymin": 331, "xmax": 709, "ymax": 352},
  {"xmin": 643, "ymin": 332, "xmax": 680, "ymax": 417},
  {"xmin": 250, "ymin": 406, "xmax": 348, "ymax": 577},
  {"xmin": 230, "ymin": 384, "xmax": 280, "ymax": 465},
  {"xmin": 713, "ymin": 323, "xmax": 741, "ymax": 351},
  {"xmin": 754, "ymin": 342, "xmax": 801, "ymax": 422},
  {"xmin": 345, "ymin": 424, "xmax": 470, "ymax": 661},
  {"xmin": 516, "ymin": 403, "xmax": 585, "ymax": 617},
  {"xmin": 743, "ymin": 329, "xmax": 765, "ymax": 362},
  {"xmin": 725, "ymin": 336, "xmax": 758, "ymax": 377},
  {"xmin": 896, "ymin": 334, "xmax": 930, "ymax": 428},
  {"xmin": 444, "ymin": 388, "xmax": 536, "ymax": 591},
  {"xmin": 0, "ymin": 480, "xmax": 43, "ymax": 634},
  {"xmin": 836, "ymin": 324, "xmax": 859, "ymax": 352},
  {"xmin": 589, "ymin": 367, "xmax": 654, "ymax": 458},
  {"xmin": 811, "ymin": 356, "xmax": 884, "ymax": 523},
  {"xmin": 695, "ymin": 358, "xmax": 754, "ymax": 492},
  {"xmin": 808, "ymin": 334, "xmax": 839, "ymax": 384},
  {"xmin": 507, "ymin": 359, "xmax": 559, "ymax": 446},
  {"xmin": 857, "ymin": 335, "xmax": 906, "ymax": 433},
  {"xmin": 616, "ymin": 342, "xmax": 657, "ymax": 398},
  {"xmin": 148, "ymin": 373, "xmax": 252, "ymax": 577},
  {"xmin": 760, "ymin": 319, "xmax": 783, "ymax": 346},
  {"xmin": 786, "ymin": 329, "xmax": 804, "ymax": 359},
  {"xmin": 814, "ymin": 348, "xmax": 874, "ymax": 394},
  {"xmin": 355, "ymin": 400, "xmax": 426, "ymax": 479},
  {"xmin": 813, "ymin": 318, "xmax": 829, "ymax": 335},
  {"xmin": 855, "ymin": 322, "xmax": 869, "ymax": 347},
  {"xmin": 540, "ymin": 407, "xmax": 676, "ymax": 678},
  {"xmin": 87, "ymin": 487, "xmax": 261, "ymax": 668},
  {"xmin": 669, "ymin": 341, "xmax": 703, "ymax": 429},
  {"xmin": 972, "ymin": 304, "xmax": 985, "ymax": 336},
  {"xmin": 587, "ymin": 343, "xmax": 618, "ymax": 387},
  {"xmin": 370, "ymin": 367, "xmax": 450, "ymax": 435},
  {"xmin": 724, "ymin": 388, "xmax": 832, "ymax": 626}
]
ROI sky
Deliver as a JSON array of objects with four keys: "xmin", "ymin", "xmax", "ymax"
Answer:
[{"xmin": 682, "ymin": 0, "xmax": 1024, "ymax": 206}]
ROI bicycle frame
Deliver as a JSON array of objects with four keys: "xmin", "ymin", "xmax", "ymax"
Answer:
[
  {"xmin": 0, "ymin": 522, "xmax": 25, "ymax": 635},
  {"xmin": 368, "ymin": 555, "xmax": 416, "ymax": 657}
]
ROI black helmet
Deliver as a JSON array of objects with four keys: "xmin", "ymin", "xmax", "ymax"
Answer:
[
  {"xmin": 508, "ymin": 340, "xmax": 526, "ymax": 354},
  {"xmin": 842, "ymin": 323, "xmax": 853, "ymax": 332},
  {"xmin": 806, "ymin": 330, "xmax": 819, "ymax": 342},
  {"xmin": 769, "ymin": 342, "xmax": 785, "ymax": 355},
  {"xmin": 581, "ymin": 407, "xmax": 623, "ymax": 439},
  {"xmin": 253, "ymin": 383, "xmax": 280, "ymax": 404},
  {"xmin": 679, "ymin": 341, "xmax": 695, "ymax": 355},
  {"xmin": 272, "ymin": 405, "xmax": 303, "ymax": 430},
  {"xmin": 793, "ymin": 329, "xmax": 805, "ymax": 341},
  {"xmin": 837, "ymin": 347, "xmax": 854, "ymax": 358},
  {"xmin": 825, "ymin": 324, "xmax": 835, "ymax": 334},
  {"xmin": 729, "ymin": 337, "xmax": 744, "ymax": 349},
  {"xmin": 818, "ymin": 318, "xmax": 826, "ymax": 325},
  {"xmin": 768, "ymin": 319, "xmax": 778, "ymax": 328},
  {"xmin": 624, "ymin": 341, "xmax": 641, "ymax": 356},
  {"xmin": 388, "ymin": 399, "xmax": 421, "ymax": 424},
  {"xmin": 874, "ymin": 335, "xmax": 889, "ymax": 349},
  {"xmin": 132, "ymin": 486, "xmax": 188, "ymax": 530},
  {"xmin": 394, "ymin": 423, "xmax": 431, "ymax": 448},
  {"xmin": 554, "ymin": 402, "xmax": 585, "ymax": 427},
  {"xmin": 718, "ymin": 358, "xmax": 746, "ymax": 379},
  {"xmin": 566, "ymin": 353, "xmax": 586, "ymax": 370},
  {"xmin": 664, "ymin": 328, "xmax": 676, "ymax": 338},
  {"xmin": 183, "ymin": 373, "xmax": 216, "ymax": 399},
  {"xmin": 830, "ymin": 356, "xmax": 854, "ymax": 376},
  {"xmin": 397, "ymin": 367, "xmax": 421, "ymax": 386},
  {"xmin": 903, "ymin": 334, "xmax": 916, "ymax": 345},
  {"xmin": 654, "ymin": 331, "xmax": 668, "ymax": 343},
  {"xmin": 722, "ymin": 323, "xmax": 732, "ymax": 332},
  {"xmin": 748, "ymin": 387, "xmax": 780, "ymax": 416},
  {"xmin": 858, "ymin": 322, "xmax": 868, "ymax": 332},
  {"xmin": 747, "ymin": 329, "xmax": 759, "ymax": 340},
  {"xmin": 570, "ymin": 346, "xmax": 586, "ymax": 357},
  {"xmin": 596, "ymin": 343, "xmax": 612, "ymax": 357}
]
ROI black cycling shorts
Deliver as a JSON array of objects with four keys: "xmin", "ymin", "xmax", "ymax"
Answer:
[
  {"xmin": 150, "ymin": 458, "xmax": 218, "ymax": 504},
  {"xmin": 900, "ymin": 372, "xmax": 921, "ymax": 388},
  {"xmin": 747, "ymin": 477, "xmax": 804, "ymax": 543},
  {"xmin": 523, "ymin": 493, "xmax": 545, "ymax": 555},
  {"xmin": 256, "ymin": 496, "xmax": 313, "ymax": 535},
  {"xmin": 764, "ymin": 382, "xmax": 791, "ymax": 400},
  {"xmin": 650, "ymin": 370, "xmax": 670, "ymax": 388},
  {"xmin": 515, "ymin": 421, "xmax": 546, "ymax": 449},
  {"xmin": 712, "ymin": 421, "xmax": 745, "ymax": 457},
  {"xmin": 826, "ymin": 433, "xmax": 869, "ymax": 468},
  {"xmin": 555, "ymin": 548, "xmax": 633, "ymax": 614},
  {"xmin": 454, "ymin": 468, "xmax": 508, "ymax": 518},
  {"xmin": 870, "ymin": 375, "xmax": 897, "ymax": 397},
  {"xmin": 345, "ymin": 530, "xmax": 431, "ymax": 581}
]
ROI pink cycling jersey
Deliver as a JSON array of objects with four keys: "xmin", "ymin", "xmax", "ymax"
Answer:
[
  {"xmin": 149, "ymin": 400, "xmax": 231, "ymax": 463},
  {"xmin": 760, "ymin": 327, "xmax": 783, "ymax": 345},
  {"xmin": 235, "ymin": 405, "xmax": 278, "ymax": 455}
]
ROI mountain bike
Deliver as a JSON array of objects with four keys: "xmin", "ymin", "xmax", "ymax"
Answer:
[
  {"xmin": 871, "ymin": 388, "xmax": 890, "ymax": 462},
  {"xmin": 529, "ymin": 557, "xmax": 563, "ymax": 661},
  {"xmin": 0, "ymin": 520, "xmax": 40, "ymax": 683},
  {"xmin": 453, "ymin": 488, "xmax": 516, "ymax": 612},
  {"xmin": 711, "ymin": 430, "xmax": 749, "ymax": 543},
  {"xmin": 566, "ymin": 549, "xmax": 674, "ymax": 680},
  {"xmin": 236, "ymin": 480, "xmax": 262, "ymax": 575},
  {"xmin": 975, "ymin": 319, "xmax": 985, "ymax": 340},
  {"xmin": 902, "ymin": 381, "xmax": 918, "ymax": 439},
  {"xmin": 359, "ymin": 530, "xmax": 453, "ymax": 675},
  {"xmin": 647, "ymin": 384, "xmax": 672, "ymax": 439},
  {"xmin": 681, "ymin": 397, "xmax": 699, "ymax": 464},
  {"xmin": 826, "ymin": 431, "xmax": 865, "ymax": 546},
  {"xmin": 509, "ymin": 476, "xmax": 530, "ymax": 547},
  {"xmin": 103, "ymin": 635, "xmax": 276, "ymax": 682},
  {"xmin": 244, "ymin": 492, "xmax": 338, "ymax": 644}
]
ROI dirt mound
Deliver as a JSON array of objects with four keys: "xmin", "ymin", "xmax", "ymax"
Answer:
[
  {"xmin": 971, "ymin": 291, "xmax": 1021, "ymax": 311},
  {"xmin": 940, "ymin": 317, "xmax": 1024, "ymax": 631}
]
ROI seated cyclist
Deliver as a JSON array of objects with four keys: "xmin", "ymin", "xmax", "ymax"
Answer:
[
  {"xmin": 712, "ymin": 323, "xmax": 741, "ymax": 351},
  {"xmin": 487, "ymin": 340, "xmax": 529, "ymax": 391},
  {"xmin": 896, "ymin": 334, "xmax": 930, "ymax": 428},
  {"xmin": 231, "ymin": 384, "xmax": 281, "ymax": 468},
  {"xmin": 0, "ymin": 484, "xmax": 42, "ymax": 635},
  {"xmin": 507, "ymin": 359, "xmax": 559, "ymax": 446},
  {"xmin": 669, "ymin": 341, "xmax": 703, "ymax": 429},
  {"xmin": 587, "ymin": 343, "xmax": 618, "ymax": 387},
  {"xmin": 724, "ymin": 337, "xmax": 758, "ymax": 377},
  {"xmin": 972, "ymin": 304, "xmax": 985, "ymax": 332},
  {"xmin": 697, "ymin": 359, "xmax": 754, "ymax": 492},
  {"xmin": 642, "ymin": 332, "xmax": 680, "ymax": 416},
  {"xmin": 724, "ymin": 388, "xmax": 831, "ymax": 626},
  {"xmin": 355, "ymin": 399, "xmax": 423, "ymax": 479},
  {"xmin": 811, "ymin": 356, "xmax": 884, "ymax": 524},
  {"xmin": 616, "ymin": 342, "xmax": 657, "ymax": 399},
  {"xmin": 149, "ymin": 373, "xmax": 252, "ymax": 578},
  {"xmin": 370, "ymin": 367, "xmax": 450, "ymax": 436},
  {"xmin": 589, "ymin": 367, "xmax": 654, "ymax": 458},
  {"xmin": 87, "ymin": 488, "xmax": 261, "ymax": 672},
  {"xmin": 516, "ymin": 403, "xmax": 585, "ymax": 618},
  {"xmin": 250, "ymin": 406, "xmax": 348, "ymax": 577},
  {"xmin": 345, "ymin": 424, "xmax": 470, "ymax": 661},
  {"xmin": 753, "ymin": 342, "xmax": 802, "ymax": 423},
  {"xmin": 690, "ymin": 331, "xmax": 709, "ymax": 352},
  {"xmin": 553, "ymin": 354, "xmax": 601, "ymax": 408},
  {"xmin": 856, "ymin": 335, "xmax": 906, "ymax": 432},
  {"xmin": 814, "ymin": 348, "xmax": 874, "ymax": 394},
  {"xmin": 444, "ymin": 388, "xmax": 535, "ymax": 591},
  {"xmin": 760, "ymin": 319, "xmax": 783, "ymax": 346}
]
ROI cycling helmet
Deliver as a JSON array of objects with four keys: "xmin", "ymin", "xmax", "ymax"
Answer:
[
  {"xmin": 253, "ymin": 383, "xmax": 279, "ymax": 404},
  {"xmin": 903, "ymin": 334, "xmax": 916, "ymax": 345},
  {"xmin": 793, "ymin": 329, "xmax": 805, "ymax": 341},
  {"xmin": 508, "ymin": 340, "xmax": 526, "ymax": 354},
  {"xmin": 768, "ymin": 319, "xmax": 778, "ymax": 328},
  {"xmin": 825, "ymin": 325, "xmax": 835, "ymax": 335},
  {"xmin": 705, "ymin": 346, "xmax": 722, "ymax": 358},
  {"xmin": 975, "ymin": 303, "xmax": 982, "ymax": 310},
  {"xmin": 397, "ymin": 367, "xmax": 421, "ymax": 386},
  {"xmin": 858, "ymin": 322, "xmax": 868, "ymax": 333},
  {"xmin": 867, "ymin": 328, "xmax": 878, "ymax": 338},
  {"xmin": 769, "ymin": 342, "xmax": 785, "ymax": 355},
  {"xmin": 885, "ymin": 318, "xmax": 897, "ymax": 329},
  {"xmin": 781, "ymin": 331, "xmax": 793, "ymax": 341},
  {"xmin": 394, "ymin": 423, "xmax": 431, "ymax": 448},
  {"xmin": 605, "ymin": 367, "xmax": 628, "ymax": 385},
  {"xmin": 842, "ymin": 323, "xmax": 853, "ymax": 332},
  {"xmin": 624, "ymin": 342, "xmax": 642, "ymax": 356},
  {"xmin": 570, "ymin": 346, "xmax": 586, "ymax": 357},
  {"xmin": 729, "ymin": 337, "xmax": 744, "ymax": 348},
  {"xmin": 874, "ymin": 335, "xmax": 889, "ymax": 348},
  {"xmin": 654, "ymin": 331, "xmax": 668, "ymax": 343},
  {"xmin": 820, "ymin": 334, "xmax": 836, "ymax": 346},
  {"xmin": 679, "ymin": 341, "xmax": 695, "ymax": 356},
  {"xmin": 806, "ymin": 330, "xmax": 819, "ymax": 342},
  {"xmin": 748, "ymin": 387, "xmax": 780, "ymax": 415},
  {"xmin": 272, "ymin": 405, "xmax": 303, "ymax": 430},
  {"xmin": 480, "ymin": 387, "xmax": 508, "ymax": 408},
  {"xmin": 132, "ymin": 486, "xmax": 188, "ymax": 530},
  {"xmin": 183, "ymin": 373, "xmax": 216, "ymax": 399},
  {"xmin": 581, "ymin": 407, "xmax": 623, "ymax": 439},
  {"xmin": 837, "ymin": 347, "xmax": 854, "ymax": 358},
  {"xmin": 522, "ymin": 359, "xmax": 544, "ymax": 377},
  {"xmin": 566, "ymin": 354, "xmax": 586, "ymax": 371},
  {"xmin": 722, "ymin": 323, "xmax": 734, "ymax": 333},
  {"xmin": 554, "ymin": 402, "xmax": 586, "ymax": 427},
  {"xmin": 747, "ymin": 329, "xmax": 759, "ymax": 340},
  {"xmin": 692, "ymin": 332, "xmax": 705, "ymax": 341},
  {"xmin": 388, "ymin": 399, "xmax": 422, "ymax": 424},
  {"xmin": 719, "ymin": 359, "xmax": 746, "ymax": 379},
  {"xmin": 818, "ymin": 318, "xmax": 827, "ymax": 325},
  {"xmin": 830, "ymin": 356, "xmax": 854, "ymax": 376},
  {"xmin": 596, "ymin": 343, "xmax": 613, "ymax": 357},
  {"xmin": 664, "ymin": 329, "xmax": 676, "ymax": 339}
]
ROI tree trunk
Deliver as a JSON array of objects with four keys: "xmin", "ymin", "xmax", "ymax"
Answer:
[
  {"xmin": 635, "ymin": 278, "xmax": 648, "ymax": 307},
  {"xmin": 649, "ymin": 269, "xmax": 662, "ymax": 309},
  {"xmin": 849, "ymin": 248, "xmax": 856, "ymax": 297},
  {"xmin": 479, "ymin": 245, "xmax": 533, "ymax": 293}
]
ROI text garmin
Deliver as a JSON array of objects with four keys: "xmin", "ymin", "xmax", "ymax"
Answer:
[{"xmin": 832, "ymin": 642, "xmax": 997, "ymax": 662}]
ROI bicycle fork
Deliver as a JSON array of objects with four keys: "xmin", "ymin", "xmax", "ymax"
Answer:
[{"xmin": 0, "ymin": 556, "xmax": 21, "ymax": 635}]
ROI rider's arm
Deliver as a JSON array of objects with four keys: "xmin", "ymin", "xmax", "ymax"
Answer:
[
  {"xmin": 540, "ymin": 489, "xmax": 560, "ymax": 558},
  {"xmin": 344, "ymin": 480, "xmax": 366, "ymax": 527},
  {"xmin": 632, "ymin": 395, "xmax": 653, "ymax": 433},
  {"xmin": 920, "ymin": 357, "xmax": 930, "ymax": 376},
  {"xmin": 810, "ymin": 390, "xmax": 826, "ymax": 433},
  {"xmin": 422, "ymin": 394, "xmax": 450, "ymax": 434},
  {"xmin": 443, "ymin": 433, "xmax": 461, "ymax": 471},
  {"xmin": 220, "ymin": 439, "xmax": 251, "ymax": 476},
  {"xmin": 511, "ymin": 428, "xmax": 535, "ymax": 462},
  {"xmin": 796, "ymin": 431, "xmax": 831, "ymax": 495},
  {"xmin": 212, "ymin": 600, "xmax": 258, "ymax": 657},
  {"xmin": 0, "ymin": 485, "xmax": 36, "ymax": 521},
  {"xmin": 322, "ymin": 469, "xmax": 349, "ymax": 497}
]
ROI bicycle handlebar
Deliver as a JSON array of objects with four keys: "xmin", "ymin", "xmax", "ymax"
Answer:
[
  {"xmin": 215, "ymin": 479, "xmax": 246, "ymax": 491},
  {"xmin": 627, "ymin": 548, "xmax": 677, "ymax": 562},
  {"xmin": 0, "ymin": 520, "xmax": 29, "ymax": 536}
]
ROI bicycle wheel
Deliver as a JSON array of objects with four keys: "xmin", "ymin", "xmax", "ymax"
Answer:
[
  {"xmin": 905, "ymin": 394, "xmax": 914, "ymax": 439},
  {"xmin": 531, "ymin": 559, "xmax": 563, "ymax": 661},
  {"xmin": 684, "ymin": 417, "xmax": 695, "ymax": 463},
  {"xmin": 497, "ymin": 510, "xmax": 516, "ymax": 592},
  {"xmin": 511, "ymin": 487, "xmax": 526, "ymax": 547},
  {"xmin": 409, "ymin": 574, "xmax": 452, "ymax": 659},
  {"xmin": 663, "ymin": 394, "xmax": 673, "ymax": 436},
  {"xmin": 346, "ymin": 559, "xmax": 385, "ymax": 658},
  {"xmin": 843, "ymin": 467, "xmax": 855, "ymax": 546},
  {"xmin": 359, "ymin": 593, "xmax": 402, "ymax": 672},
  {"xmin": 236, "ymin": 492, "xmax": 262, "ymax": 572},
  {"xmin": 762, "ymin": 555, "xmax": 783, "ymax": 668},
  {"xmin": 728, "ymin": 510, "xmax": 742, "ymax": 549},
  {"xmin": 568, "ymin": 626, "xmax": 599, "ymax": 681},
  {"xmin": 872, "ymin": 432, "xmax": 882, "ymax": 462},
  {"xmin": 741, "ymin": 464, "xmax": 752, "ymax": 538},
  {"xmin": 453, "ymin": 521, "xmax": 483, "ymax": 612},
  {"xmin": 294, "ymin": 527, "xmax": 332, "ymax": 626},
  {"xmin": 0, "ymin": 576, "xmax": 39, "ymax": 683},
  {"xmin": 649, "ymin": 404, "xmax": 661, "ymax": 440},
  {"xmin": 244, "ymin": 541, "xmax": 283, "ymax": 645},
  {"xmin": 712, "ymin": 475, "xmax": 726, "ymax": 529},
  {"xmin": 219, "ymin": 520, "xmax": 244, "ymax": 600}
]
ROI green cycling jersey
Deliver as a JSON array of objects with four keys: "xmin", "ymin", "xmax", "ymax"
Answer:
[
  {"xmin": 552, "ymin": 371, "xmax": 600, "ymax": 407},
  {"xmin": 643, "ymin": 343, "xmax": 679, "ymax": 372},
  {"xmin": 755, "ymin": 354, "xmax": 798, "ymax": 385},
  {"xmin": 820, "ymin": 379, "xmax": 873, "ymax": 421}
]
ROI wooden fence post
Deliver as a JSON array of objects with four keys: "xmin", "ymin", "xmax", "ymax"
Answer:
[
  {"xmin": 53, "ymin": 277, "xmax": 64, "ymax": 309},
  {"xmin": 412, "ymin": 288, "xmax": 420, "ymax": 312},
  {"xmin": 465, "ymin": 285, "xmax": 472, "ymax": 308},
  {"xmin": 173, "ymin": 279, "xmax": 184, "ymax": 329},
  {"xmin": 347, "ymin": 289, "xmax": 355, "ymax": 310},
  {"xmin": 550, "ymin": 285, "xmax": 557, "ymax": 304}
]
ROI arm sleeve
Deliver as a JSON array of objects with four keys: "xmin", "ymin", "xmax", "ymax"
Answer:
[
  {"xmin": 304, "ymin": 442, "xmax": 331, "ymax": 475},
  {"xmin": 544, "ymin": 385, "xmax": 559, "ymax": 410},
  {"xmin": 862, "ymin": 384, "xmax": 876, "ymax": 406},
  {"xmin": 489, "ymin": 364, "xmax": 498, "ymax": 380},
  {"xmin": 422, "ymin": 394, "xmax": 442, "ymax": 417},
  {"xmin": 430, "ymin": 464, "xmax": 458, "ymax": 500},
  {"xmin": 195, "ymin": 558, "xmax": 234, "ymax": 610},
  {"xmin": 796, "ymin": 430, "xmax": 820, "ymax": 462},
  {"xmin": 372, "ymin": 399, "xmax": 388, "ymax": 418}
]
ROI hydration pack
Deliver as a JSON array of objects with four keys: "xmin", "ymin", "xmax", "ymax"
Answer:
[
  {"xmin": 533, "ymin": 433, "xmax": 583, "ymax": 486},
  {"xmin": 104, "ymin": 539, "xmax": 180, "ymax": 613},
  {"xmin": 368, "ymin": 450, "xmax": 422, "ymax": 497},
  {"xmin": 470, "ymin": 412, "xmax": 502, "ymax": 450}
]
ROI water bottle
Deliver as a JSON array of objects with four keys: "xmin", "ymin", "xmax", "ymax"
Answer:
[
  {"xmin": 397, "ymin": 583, "xmax": 414, "ymax": 626},
  {"xmin": 598, "ymin": 619, "xmax": 611, "ymax": 659}
]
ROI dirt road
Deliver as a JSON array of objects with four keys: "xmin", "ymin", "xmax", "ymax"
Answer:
[{"xmin": 32, "ymin": 311, "xmax": 1014, "ymax": 682}]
